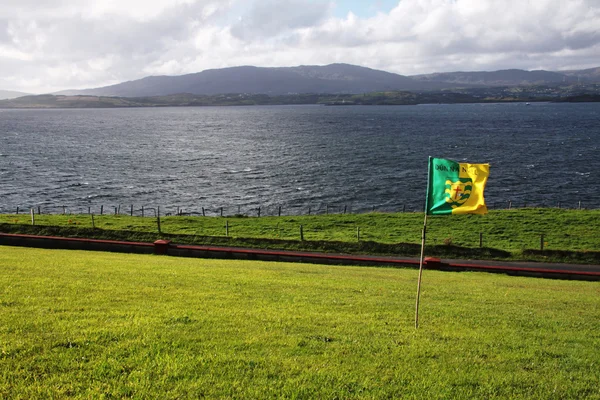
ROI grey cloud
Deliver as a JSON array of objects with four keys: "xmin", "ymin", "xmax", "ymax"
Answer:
[
  {"xmin": 5, "ymin": 0, "xmax": 224, "ymax": 58},
  {"xmin": 230, "ymin": 0, "xmax": 332, "ymax": 41},
  {"xmin": 0, "ymin": 0, "xmax": 229, "ymax": 91},
  {"xmin": 43, "ymin": 4, "xmax": 218, "ymax": 57},
  {"xmin": 0, "ymin": 57, "xmax": 26, "ymax": 75},
  {"xmin": 0, "ymin": 19, "xmax": 9, "ymax": 43},
  {"xmin": 562, "ymin": 31, "xmax": 600, "ymax": 51},
  {"xmin": 296, "ymin": 0, "xmax": 600, "ymax": 65},
  {"xmin": 2, "ymin": 0, "xmax": 600, "ymax": 93}
]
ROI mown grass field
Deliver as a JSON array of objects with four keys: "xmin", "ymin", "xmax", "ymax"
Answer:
[
  {"xmin": 1, "ymin": 208, "xmax": 599, "ymax": 263},
  {"xmin": 1, "ymin": 246, "xmax": 599, "ymax": 398}
]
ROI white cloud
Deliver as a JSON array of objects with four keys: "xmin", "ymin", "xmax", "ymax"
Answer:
[
  {"xmin": 230, "ymin": 0, "xmax": 332, "ymax": 40},
  {"xmin": 0, "ymin": 0, "xmax": 599, "ymax": 93}
]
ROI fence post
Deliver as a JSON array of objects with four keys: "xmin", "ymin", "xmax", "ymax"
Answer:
[
  {"xmin": 402, "ymin": 204, "xmax": 406, "ymax": 213},
  {"xmin": 225, "ymin": 220, "xmax": 229, "ymax": 237},
  {"xmin": 344, "ymin": 205, "xmax": 347, "ymax": 214},
  {"xmin": 157, "ymin": 206, "xmax": 161, "ymax": 233},
  {"xmin": 100, "ymin": 205, "xmax": 104, "ymax": 215},
  {"xmin": 114, "ymin": 207, "xmax": 118, "ymax": 215},
  {"xmin": 356, "ymin": 227, "xmax": 360, "ymax": 242},
  {"xmin": 278, "ymin": 206, "xmax": 282, "ymax": 217},
  {"xmin": 131, "ymin": 205, "xmax": 134, "ymax": 216},
  {"xmin": 142, "ymin": 206, "xmax": 144, "ymax": 217},
  {"xmin": 308, "ymin": 206, "xmax": 311, "ymax": 215},
  {"xmin": 202, "ymin": 207, "xmax": 205, "ymax": 217},
  {"xmin": 508, "ymin": 201, "xmax": 512, "ymax": 210},
  {"xmin": 578, "ymin": 201, "xmax": 581, "ymax": 210},
  {"xmin": 91, "ymin": 214, "xmax": 95, "ymax": 229},
  {"xmin": 177, "ymin": 206, "xmax": 180, "ymax": 216},
  {"xmin": 479, "ymin": 232, "xmax": 483, "ymax": 248},
  {"xmin": 220, "ymin": 207, "xmax": 223, "ymax": 217},
  {"xmin": 16, "ymin": 207, "xmax": 19, "ymax": 214},
  {"xmin": 63, "ymin": 206, "xmax": 66, "ymax": 214},
  {"xmin": 557, "ymin": 202, "xmax": 561, "ymax": 209},
  {"xmin": 38, "ymin": 206, "xmax": 41, "ymax": 215},
  {"xmin": 300, "ymin": 225, "xmax": 304, "ymax": 241},
  {"xmin": 540, "ymin": 234, "xmax": 544, "ymax": 251},
  {"xmin": 258, "ymin": 207, "xmax": 261, "ymax": 217},
  {"xmin": 326, "ymin": 204, "xmax": 329, "ymax": 215},
  {"xmin": 30, "ymin": 208, "xmax": 35, "ymax": 226}
]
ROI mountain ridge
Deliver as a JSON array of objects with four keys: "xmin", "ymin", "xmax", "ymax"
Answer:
[
  {"xmin": 0, "ymin": 89, "xmax": 31, "ymax": 100},
  {"xmin": 410, "ymin": 69, "xmax": 582, "ymax": 86},
  {"xmin": 56, "ymin": 63, "xmax": 448, "ymax": 97},
  {"xmin": 5, "ymin": 64, "xmax": 599, "ymax": 99}
]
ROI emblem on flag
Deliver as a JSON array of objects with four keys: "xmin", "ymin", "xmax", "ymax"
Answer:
[{"xmin": 444, "ymin": 179, "xmax": 472, "ymax": 208}]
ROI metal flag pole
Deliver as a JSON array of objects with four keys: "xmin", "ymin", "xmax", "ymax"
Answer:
[
  {"xmin": 415, "ymin": 213, "xmax": 428, "ymax": 329},
  {"xmin": 415, "ymin": 157, "xmax": 432, "ymax": 329}
]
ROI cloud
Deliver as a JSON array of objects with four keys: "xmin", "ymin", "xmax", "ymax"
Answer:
[
  {"xmin": 290, "ymin": 0, "xmax": 600, "ymax": 73},
  {"xmin": 0, "ymin": 0, "xmax": 233, "ymax": 92},
  {"xmin": 230, "ymin": 0, "xmax": 333, "ymax": 41},
  {"xmin": 0, "ymin": 0, "xmax": 599, "ymax": 93}
]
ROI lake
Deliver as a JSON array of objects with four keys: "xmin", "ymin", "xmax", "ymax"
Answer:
[{"xmin": 1, "ymin": 102, "xmax": 598, "ymax": 215}]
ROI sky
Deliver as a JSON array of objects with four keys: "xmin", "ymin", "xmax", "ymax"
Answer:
[{"xmin": 1, "ymin": 0, "xmax": 599, "ymax": 94}]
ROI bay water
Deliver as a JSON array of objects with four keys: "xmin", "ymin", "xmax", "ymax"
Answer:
[{"xmin": 1, "ymin": 102, "xmax": 598, "ymax": 215}]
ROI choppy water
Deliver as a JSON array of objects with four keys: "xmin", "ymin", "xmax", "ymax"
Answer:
[{"xmin": 1, "ymin": 102, "xmax": 598, "ymax": 215}]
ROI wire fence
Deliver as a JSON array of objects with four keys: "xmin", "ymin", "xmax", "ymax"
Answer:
[
  {"xmin": 2, "ymin": 198, "xmax": 598, "ymax": 218},
  {"xmin": 2, "ymin": 198, "xmax": 599, "ymax": 253}
]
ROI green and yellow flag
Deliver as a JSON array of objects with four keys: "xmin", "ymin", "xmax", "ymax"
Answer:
[{"xmin": 426, "ymin": 157, "xmax": 489, "ymax": 215}]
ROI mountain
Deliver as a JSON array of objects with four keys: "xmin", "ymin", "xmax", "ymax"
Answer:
[
  {"xmin": 57, "ymin": 64, "xmax": 600, "ymax": 98},
  {"xmin": 57, "ymin": 64, "xmax": 447, "ymax": 97},
  {"xmin": 409, "ymin": 69, "xmax": 585, "ymax": 86},
  {"xmin": 0, "ymin": 94, "xmax": 153, "ymax": 108},
  {"xmin": 561, "ymin": 66, "xmax": 600, "ymax": 81},
  {"xmin": 0, "ymin": 89, "xmax": 31, "ymax": 100}
]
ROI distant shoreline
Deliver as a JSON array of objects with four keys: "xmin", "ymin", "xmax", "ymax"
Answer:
[{"xmin": 1, "ymin": 91, "xmax": 599, "ymax": 109}]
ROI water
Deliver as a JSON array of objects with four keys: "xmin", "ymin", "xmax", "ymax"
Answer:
[{"xmin": 1, "ymin": 102, "xmax": 599, "ymax": 215}]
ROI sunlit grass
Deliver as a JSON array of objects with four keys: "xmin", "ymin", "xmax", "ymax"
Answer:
[
  {"xmin": 1, "ymin": 208, "xmax": 599, "ymax": 253},
  {"xmin": 1, "ymin": 246, "xmax": 599, "ymax": 398}
]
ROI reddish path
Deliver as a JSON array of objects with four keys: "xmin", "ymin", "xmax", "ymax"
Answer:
[
  {"xmin": 1, "ymin": 232, "xmax": 599, "ymax": 281},
  {"xmin": 171, "ymin": 243, "xmax": 600, "ymax": 280}
]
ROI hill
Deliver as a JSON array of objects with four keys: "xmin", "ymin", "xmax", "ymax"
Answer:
[
  {"xmin": 0, "ymin": 94, "xmax": 150, "ymax": 108},
  {"xmin": 561, "ymin": 66, "xmax": 600, "ymax": 81},
  {"xmin": 4, "ymin": 84, "xmax": 600, "ymax": 109},
  {"xmin": 56, "ymin": 64, "xmax": 448, "ymax": 97},
  {"xmin": 56, "ymin": 64, "xmax": 600, "ymax": 98},
  {"xmin": 410, "ymin": 68, "xmax": 582, "ymax": 86},
  {"xmin": 0, "ymin": 89, "xmax": 31, "ymax": 100}
]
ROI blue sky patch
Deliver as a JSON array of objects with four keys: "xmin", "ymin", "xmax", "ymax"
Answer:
[{"xmin": 333, "ymin": 0, "xmax": 399, "ymax": 18}]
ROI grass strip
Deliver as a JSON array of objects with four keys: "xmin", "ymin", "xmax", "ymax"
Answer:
[{"xmin": 1, "ymin": 208, "xmax": 600, "ymax": 264}]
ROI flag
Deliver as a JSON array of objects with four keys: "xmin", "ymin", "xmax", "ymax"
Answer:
[{"xmin": 426, "ymin": 157, "xmax": 489, "ymax": 215}]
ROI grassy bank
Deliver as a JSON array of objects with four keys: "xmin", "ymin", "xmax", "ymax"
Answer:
[
  {"xmin": 1, "ymin": 208, "xmax": 599, "ymax": 263},
  {"xmin": 1, "ymin": 246, "xmax": 599, "ymax": 398}
]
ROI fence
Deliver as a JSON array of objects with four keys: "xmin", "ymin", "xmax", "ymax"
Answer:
[
  {"xmin": 2, "ymin": 198, "xmax": 598, "ymax": 218},
  {"xmin": 1, "ymin": 201, "xmax": 599, "ymax": 254}
]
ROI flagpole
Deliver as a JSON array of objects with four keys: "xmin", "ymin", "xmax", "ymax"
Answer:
[
  {"xmin": 415, "ymin": 212, "xmax": 427, "ymax": 329},
  {"xmin": 415, "ymin": 157, "xmax": 432, "ymax": 329}
]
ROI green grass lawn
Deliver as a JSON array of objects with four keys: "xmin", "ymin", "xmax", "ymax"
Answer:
[
  {"xmin": 2, "ymin": 208, "xmax": 600, "ymax": 263},
  {"xmin": 1, "ymin": 246, "xmax": 599, "ymax": 398}
]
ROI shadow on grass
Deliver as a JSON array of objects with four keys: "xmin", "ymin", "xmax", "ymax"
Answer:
[{"xmin": 2, "ymin": 223, "xmax": 599, "ymax": 264}]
